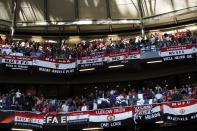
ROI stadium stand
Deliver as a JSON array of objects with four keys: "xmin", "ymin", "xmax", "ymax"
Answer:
[
  {"xmin": 0, "ymin": 30, "xmax": 196, "ymax": 59},
  {"xmin": 0, "ymin": 82, "xmax": 196, "ymax": 113}
]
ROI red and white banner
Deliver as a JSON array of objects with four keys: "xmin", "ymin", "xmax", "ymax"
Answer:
[
  {"xmin": 77, "ymin": 51, "xmax": 141, "ymax": 64},
  {"xmin": 67, "ymin": 112, "xmax": 89, "ymax": 123},
  {"xmin": 160, "ymin": 45, "xmax": 196, "ymax": 57},
  {"xmin": 77, "ymin": 57, "xmax": 107, "ymax": 65},
  {"xmin": 2, "ymin": 55, "xmax": 33, "ymax": 65},
  {"xmin": 0, "ymin": 100, "xmax": 196, "ymax": 129},
  {"xmin": 1, "ymin": 55, "xmax": 33, "ymax": 70},
  {"xmin": 163, "ymin": 100, "xmax": 197, "ymax": 115},
  {"xmin": 89, "ymin": 107, "xmax": 132, "ymax": 123},
  {"xmin": 33, "ymin": 58, "xmax": 76, "ymax": 69},
  {"xmin": 133, "ymin": 104, "xmax": 161, "ymax": 122},
  {"xmin": 163, "ymin": 100, "xmax": 197, "ymax": 122},
  {"xmin": 107, "ymin": 51, "xmax": 141, "ymax": 62},
  {"xmin": 15, "ymin": 113, "xmax": 45, "ymax": 128}
]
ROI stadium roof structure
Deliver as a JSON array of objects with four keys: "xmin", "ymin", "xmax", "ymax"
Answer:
[{"xmin": 0, "ymin": 0, "xmax": 197, "ymax": 35}]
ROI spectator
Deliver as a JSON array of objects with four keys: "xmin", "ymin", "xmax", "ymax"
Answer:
[
  {"xmin": 0, "ymin": 81, "xmax": 196, "ymax": 112},
  {"xmin": 81, "ymin": 103, "xmax": 88, "ymax": 111},
  {"xmin": 61, "ymin": 101, "xmax": 69, "ymax": 112},
  {"xmin": 129, "ymin": 89, "xmax": 137, "ymax": 105},
  {"xmin": 15, "ymin": 89, "xmax": 22, "ymax": 105},
  {"xmin": 0, "ymin": 94, "xmax": 3, "ymax": 109},
  {"xmin": 155, "ymin": 90, "xmax": 163, "ymax": 103},
  {"xmin": 24, "ymin": 92, "xmax": 34, "ymax": 111}
]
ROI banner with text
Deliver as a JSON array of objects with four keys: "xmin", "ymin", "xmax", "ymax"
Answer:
[
  {"xmin": 163, "ymin": 100, "xmax": 197, "ymax": 122},
  {"xmin": 0, "ymin": 100, "xmax": 197, "ymax": 129},
  {"xmin": 107, "ymin": 51, "xmax": 141, "ymax": 64},
  {"xmin": 14, "ymin": 112, "xmax": 45, "ymax": 129},
  {"xmin": 77, "ymin": 56, "xmax": 107, "ymax": 69},
  {"xmin": 160, "ymin": 45, "xmax": 196, "ymax": 57},
  {"xmin": 162, "ymin": 54, "xmax": 195, "ymax": 61},
  {"xmin": 88, "ymin": 107, "xmax": 133, "ymax": 128},
  {"xmin": 33, "ymin": 58, "xmax": 76, "ymax": 74},
  {"xmin": 2, "ymin": 55, "xmax": 33, "ymax": 70},
  {"xmin": 133, "ymin": 104, "xmax": 162, "ymax": 124}
]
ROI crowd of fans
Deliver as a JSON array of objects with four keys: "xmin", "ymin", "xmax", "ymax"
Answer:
[
  {"xmin": 0, "ymin": 30, "xmax": 197, "ymax": 59},
  {"xmin": 0, "ymin": 30, "xmax": 197, "ymax": 113},
  {"xmin": 0, "ymin": 83, "xmax": 196, "ymax": 113}
]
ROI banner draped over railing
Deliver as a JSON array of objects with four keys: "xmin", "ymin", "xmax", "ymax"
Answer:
[
  {"xmin": 33, "ymin": 58, "xmax": 76, "ymax": 74},
  {"xmin": 160, "ymin": 45, "xmax": 197, "ymax": 61},
  {"xmin": 0, "ymin": 100, "xmax": 196, "ymax": 129},
  {"xmin": 0, "ymin": 44, "xmax": 197, "ymax": 73},
  {"xmin": 1, "ymin": 55, "xmax": 33, "ymax": 70}
]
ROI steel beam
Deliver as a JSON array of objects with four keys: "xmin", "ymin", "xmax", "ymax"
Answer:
[
  {"xmin": 74, "ymin": 0, "xmax": 80, "ymax": 34},
  {"xmin": 10, "ymin": 0, "xmax": 17, "ymax": 40},
  {"xmin": 74, "ymin": 0, "xmax": 79, "ymax": 19},
  {"xmin": 44, "ymin": 0, "xmax": 48, "ymax": 33},
  {"xmin": 106, "ymin": 0, "xmax": 111, "ymax": 19},
  {"xmin": 44, "ymin": 0, "xmax": 48, "ymax": 21},
  {"xmin": 137, "ymin": 0, "xmax": 145, "ymax": 38},
  {"xmin": 106, "ymin": 0, "xmax": 112, "ymax": 32}
]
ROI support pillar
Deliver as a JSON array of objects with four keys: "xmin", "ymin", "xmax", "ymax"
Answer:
[{"xmin": 10, "ymin": 0, "xmax": 17, "ymax": 41}]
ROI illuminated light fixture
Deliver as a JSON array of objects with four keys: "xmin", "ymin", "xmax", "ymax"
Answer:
[
  {"xmin": 82, "ymin": 127, "xmax": 103, "ymax": 131},
  {"xmin": 108, "ymin": 65, "xmax": 125, "ymax": 69},
  {"xmin": 11, "ymin": 128, "xmax": 33, "ymax": 131},
  {"xmin": 45, "ymin": 40, "xmax": 57, "ymax": 43},
  {"xmin": 147, "ymin": 60, "xmax": 162, "ymax": 64},
  {"xmin": 155, "ymin": 120, "xmax": 164, "ymax": 124},
  {"xmin": 79, "ymin": 68, "xmax": 95, "ymax": 72},
  {"xmin": 75, "ymin": 20, "xmax": 93, "ymax": 25},
  {"xmin": 35, "ymin": 21, "xmax": 48, "ymax": 25}
]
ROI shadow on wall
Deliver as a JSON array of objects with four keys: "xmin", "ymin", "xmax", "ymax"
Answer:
[
  {"xmin": 110, "ymin": 0, "xmax": 140, "ymax": 19},
  {"xmin": 16, "ymin": 0, "xmax": 44, "ymax": 22},
  {"xmin": 78, "ymin": 0, "xmax": 108, "ymax": 19},
  {"xmin": 48, "ymin": 0, "xmax": 75, "ymax": 21}
]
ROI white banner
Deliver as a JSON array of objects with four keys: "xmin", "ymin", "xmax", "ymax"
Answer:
[
  {"xmin": 163, "ymin": 101, "xmax": 197, "ymax": 115},
  {"xmin": 89, "ymin": 108, "xmax": 132, "ymax": 122},
  {"xmin": 15, "ymin": 116, "xmax": 44, "ymax": 125},
  {"xmin": 77, "ymin": 57, "xmax": 106, "ymax": 65},
  {"xmin": 77, "ymin": 51, "xmax": 141, "ymax": 64},
  {"xmin": 15, "ymin": 113, "xmax": 45, "ymax": 128},
  {"xmin": 2, "ymin": 56, "xmax": 33, "ymax": 66},
  {"xmin": 160, "ymin": 45, "xmax": 195, "ymax": 57},
  {"xmin": 89, "ymin": 111, "xmax": 132, "ymax": 122},
  {"xmin": 67, "ymin": 112, "xmax": 89, "ymax": 123},
  {"xmin": 108, "ymin": 51, "xmax": 141, "ymax": 62},
  {"xmin": 33, "ymin": 59, "xmax": 76, "ymax": 70}
]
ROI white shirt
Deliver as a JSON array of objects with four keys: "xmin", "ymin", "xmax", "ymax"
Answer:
[
  {"xmin": 21, "ymin": 42, "xmax": 25, "ymax": 47},
  {"xmin": 0, "ymin": 99, "xmax": 2, "ymax": 108},
  {"xmin": 155, "ymin": 93, "xmax": 163, "ymax": 100},
  {"xmin": 93, "ymin": 103, "xmax": 97, "ymax": 110},
  {"xmin": 138, "ymin": 94, "xmax": 143, "ymax": 100},
  {"xmin": 81, "ymin": 105, "xmax": 88, "ymax": 111},
  {"xmin": 16, "ymin": 91, "xmax": 21, "ymax": 98},
  {"xmin": 62, "ymin": 104, "xmax": 69, "ymax": 112},
  {"xmin": 116, "ymin": 95, "xmax": 124, "ymax": 101}
]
